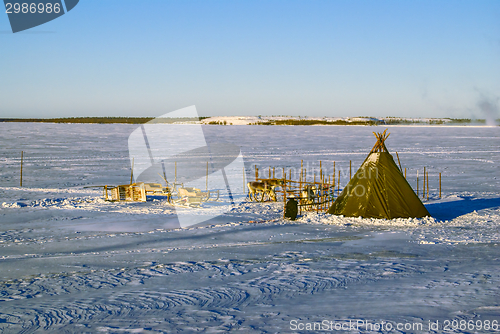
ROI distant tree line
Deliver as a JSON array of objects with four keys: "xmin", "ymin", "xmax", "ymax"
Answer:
[
  {"xmin": 0, "ymin": 117, "xmax": 206, "ymax": 124},
  {"xmin": 0, "ymin": 117, "xmax": 493, "ymax": 125},
  {"xmin": 206, "ymin": 120, "xmax": 231, "ymax": 125}
]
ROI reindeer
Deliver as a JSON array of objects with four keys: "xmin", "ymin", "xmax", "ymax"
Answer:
[
  {"xmin": 247, "ymin": 179, "xmax": 283, "ymax": 202},
  {"xmin": 301, "ymin": 185, "xmax": 317, "ymax": 205}
]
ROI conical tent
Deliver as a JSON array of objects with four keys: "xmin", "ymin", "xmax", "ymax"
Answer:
[{"xmin": 328, "ymin": 130, "xmax": 430, "ymax": 219}]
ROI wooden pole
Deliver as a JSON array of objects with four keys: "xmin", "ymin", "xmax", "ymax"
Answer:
[
  {"xmin": 255, "ymin": 165, "xmax": 258, "ymax": 179},
  {"xmin": 20, "ymin": 151, "xmax": 24, "ymax": 187},
  {"xmin": 349, "ymin": 160, "xmax": 352, "ymax": 180},
  {"xmin": 337, "ymin": 170, "xmax": 340, "ymax": 197},
  {"xmin": 273, "ymin": 167, "xmax": 275, "ymax": 179},
  {"xmin": 283, "ymin": 172, "xmax": 287, "ymax": 218},
  {"xmin": 322, "ymin": 178, "xmax": 325, "ymax": 211},
  {"xmin": 416, "ymin": 170, "xmax": 419, "ymax": 195},
  {"xmin": 404, "ymin": 167, "xmax": 407, "ymax": 179},
  {"xmin": 299, "ymin": 160, "xmax": 303, "ymax": 201},
  {"xmin": 269, "ymin": 166, "xmax": 271, "ymax": 179},
  {"xmin": 299, "ymin": 166, "xmax": 302, "ymax": 184},
  {"xmin": 426, "ymin": 168, "xmax": 429, "ymax": 200},
  {"xmin": 439, "ymin": 172, "xmax": 442, "ymax": 198},
  {"xmin": 329, "ymin": 175, "xmax": 332, "ymax": 200},
  {"xmin": 298, "ymin": 171, "xmax": 301, "ymax": 216},
  {"xmin": 130, "ymin": 157, "xmax": 134, "ymax": 184},
  {"xmin": 333, "ymin": 161, "xmax": 336, "ymax": 189},
  {"xmin": 423, "ymin": 167, "xmax": 426, "ymax": 198},
  {"xmin": 320, "ymin": 160, "xmax": 323, "ymax": 181}
]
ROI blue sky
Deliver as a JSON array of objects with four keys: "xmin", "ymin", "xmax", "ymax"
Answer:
[{"xmin": 1, "ymin": 0, "xmax": 499, "ymax": 119}]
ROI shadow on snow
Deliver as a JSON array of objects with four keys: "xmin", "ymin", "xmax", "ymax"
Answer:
[{"xmin": 425, "ymin": 197, "xmax": 500, "ymax": 221}]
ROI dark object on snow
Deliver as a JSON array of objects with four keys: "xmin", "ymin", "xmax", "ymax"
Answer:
[{"xmin": 285, "ymin": 197, "xmax": 298, "ymax": 220}]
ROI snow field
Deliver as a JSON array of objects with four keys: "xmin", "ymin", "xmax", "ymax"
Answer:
[{"xmin": 0, "ymin": 123, "xmax": 499, "ymax": 333}]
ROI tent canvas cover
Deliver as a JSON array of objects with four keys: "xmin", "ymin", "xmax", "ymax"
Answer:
[{"xmin": 328, "ymin": 130, "xmax": 430, "ymax": 219}]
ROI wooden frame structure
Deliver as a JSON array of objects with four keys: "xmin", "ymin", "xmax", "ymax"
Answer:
[
  {"xmin": 253, "ymin": 162, "xmax": 337, "ymax": 215},
  {"xmin": 250, "ymin": 129, "xmax": 443, "ymax": 218}
]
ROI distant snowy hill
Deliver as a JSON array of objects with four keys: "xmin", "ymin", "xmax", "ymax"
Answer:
[{"xmin": 200, "ymin": 116, "xmax": 489, "ymax": 126}]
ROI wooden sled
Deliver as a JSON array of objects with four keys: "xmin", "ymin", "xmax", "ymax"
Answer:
[
  {"xmin": 143, "ymin": 183, "xmax": 172, "ymax": 202},
  {"xmin": 88, "ymin": 182, "xmax": 172, "ymax": 203},
  {"xmin": 105, "ymin": 183, "xmax": 147, "ymax": 202},
  {"xmin": 173, "ymin": 187, "xmax": 209, "ymax": 207},
  {"xmin": 173, "ymin": 187, "xmax": 219, "ymax": 207}
]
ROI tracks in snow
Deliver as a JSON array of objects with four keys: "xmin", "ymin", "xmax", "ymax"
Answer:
[{"xmin": 0, "ymin": 252, "xmax": 421, "ymax": 332}]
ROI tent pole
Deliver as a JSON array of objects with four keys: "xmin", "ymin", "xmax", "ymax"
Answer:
[
  {"xmin": 404, "ymin": 167, "xmax": 407, "ymax": 179},
  {"xmin": 396, "ymin": 152, "xmax": 402, "ymax": 171},
  {"xmin": 349, "ymin": 160, "xmax": 352, "ymax": 180}
]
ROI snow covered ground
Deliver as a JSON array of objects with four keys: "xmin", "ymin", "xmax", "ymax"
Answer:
[{"xmin": 0, "ymin": 123, "xmax": 499, "ymax": 333}]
